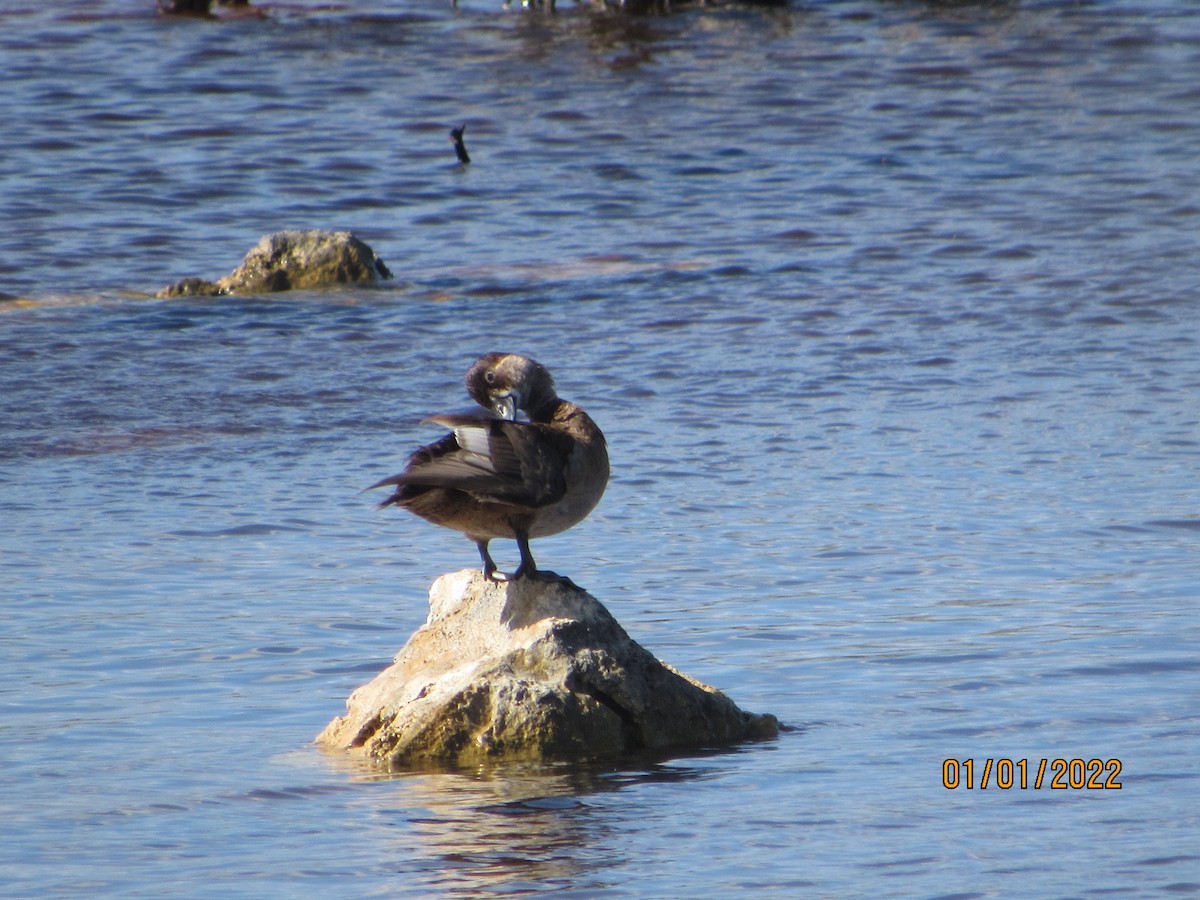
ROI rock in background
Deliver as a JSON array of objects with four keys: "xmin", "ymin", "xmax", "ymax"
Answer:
[
  {"xmin": 318, "ymin": 570, "xmax": 778, "ymax": 768},
  {"xmin": 156, "ymin": 229, "xmax": 391, "ymax": 297}
]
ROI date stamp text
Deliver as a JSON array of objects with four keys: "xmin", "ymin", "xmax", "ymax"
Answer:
[{"xmin": 943, "ymin": 758, "xmax": 1122, "ymax": 790}]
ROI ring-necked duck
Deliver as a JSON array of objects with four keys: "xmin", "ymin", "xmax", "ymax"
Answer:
[{"xmin": 370, "ymin": 353, "xmax": 608, "ymax": 581}]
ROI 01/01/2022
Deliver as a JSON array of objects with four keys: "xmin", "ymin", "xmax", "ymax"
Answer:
[{"xmin": 942, "ymin": 758, "xmax": 1122, "ymax": 790}]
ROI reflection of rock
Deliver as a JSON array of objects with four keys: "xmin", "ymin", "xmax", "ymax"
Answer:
[
  {"xmin": 323, "ymin": 758, "xmax": 711, "ymax": 894},
  {"xmin": 156, "ymin": 230, "xmax": 391, "ymax": 298},
  {"xmin": 376, "ymin": 762, "xmax": 663, "ymax": 890},
  {"xmin": 318, "ymin": 570, "xmax": 778, "ymax": 768}
]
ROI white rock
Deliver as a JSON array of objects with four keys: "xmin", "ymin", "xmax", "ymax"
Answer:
[{"xmin": 317, "ymin": 570, "xmax": 778, "ymax": 767}]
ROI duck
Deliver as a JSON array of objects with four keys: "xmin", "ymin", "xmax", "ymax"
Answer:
[{"xmin": 369, "ymin": 353, "xmax": 608, "ymax": 581}]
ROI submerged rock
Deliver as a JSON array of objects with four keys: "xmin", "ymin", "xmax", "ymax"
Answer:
[
  {"xmin": 157, "ymin": 0, "xmax": 258, "ymax": 18},
  {"xmin": 219, "ymin": 230, "xmax": 392, "ymax": 293},
  {"xmin": 317, "ymin": 570, "xmax": 778, "ymax": 768},
  {"xmin": 155, "ymin": 276, "xmax": 224, "ymax": 298},
  {"xmin": 155, "ymin": 230, "xmax": 391, "ymax": 298}
]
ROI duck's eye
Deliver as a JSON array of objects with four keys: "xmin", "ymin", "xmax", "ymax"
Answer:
[{"xmin": 485, "ymin": 372, "xmax": 496, "ymax": 384}]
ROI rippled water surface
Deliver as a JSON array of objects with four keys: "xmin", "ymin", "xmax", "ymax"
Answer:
[{"xmin": 3, "ymin": 0, "xmax": 1200, "ymax": 896}]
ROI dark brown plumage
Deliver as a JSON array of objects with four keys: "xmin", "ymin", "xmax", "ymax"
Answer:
[{"xmin": 369, "ymin": 353, "xmax": 608, "ymax": 581}]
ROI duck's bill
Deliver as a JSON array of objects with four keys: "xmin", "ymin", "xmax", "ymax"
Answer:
[{"xmin": 492, "ymin": 394, "xmax": 518, "ymax": 420}]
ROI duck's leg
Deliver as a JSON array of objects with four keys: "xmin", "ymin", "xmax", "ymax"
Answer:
[
  {"xmin": 512, "ymin": 533, "xmax": 579, "ymax": 588},
  {"xmin": 512, "ymin": 532, "xmax": 538, "ymax": 580},
  {"xmin": 477, "ymin": 540, "xmax": 501, "ymax": 581}
]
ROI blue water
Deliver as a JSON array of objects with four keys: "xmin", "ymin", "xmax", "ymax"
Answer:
[{"xmin": 3, "ymin": 1, "xmax": 1200, "ymax": 896}]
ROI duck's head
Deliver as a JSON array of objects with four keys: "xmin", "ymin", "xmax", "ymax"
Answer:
[{"xmin": 466, "ymin": 353, "xmax": 557, "ymax": 420}]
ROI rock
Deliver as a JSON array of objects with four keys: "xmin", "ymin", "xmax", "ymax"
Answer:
[
  {"xmin": 218, "ymin": 230, "xmax": 392, "ymax": 293},
  {"xmin": 155, "ymin": 230, "xmax": 391, "ymax": 298},
  {"xmin": 317, "ymin": 570, "xmax": 778, "ymax": 768},
  {"xmin": 155, "ymin": 276, "xmax": 224, "ymax": 298},
  {"xmin": 158, "ymin": 0, "xmax": 213, "ymax": 13},
  {"xmin": 157, "ymin": 0, "xmax": 256, "ymax": 17}
]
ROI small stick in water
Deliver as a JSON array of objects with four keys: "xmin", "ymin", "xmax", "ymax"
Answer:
[{"xmin": 450, "ymin": 125, "xmax": 471, "ymax": 165}]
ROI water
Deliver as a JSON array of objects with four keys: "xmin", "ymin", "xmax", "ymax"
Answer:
[{"xmin": 3, "ymin": 0, "xmax": 1200, "ymax": 895}]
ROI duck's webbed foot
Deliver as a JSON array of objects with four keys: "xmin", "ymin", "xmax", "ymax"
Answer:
[{"xmin": 511, "ymin": 534, "xmax": 581, "ymax": 590}]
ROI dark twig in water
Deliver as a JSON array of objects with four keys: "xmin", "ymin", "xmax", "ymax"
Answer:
[{"xmin": 450, "ymin": 125, "xmax": 471, "ymax": 165}]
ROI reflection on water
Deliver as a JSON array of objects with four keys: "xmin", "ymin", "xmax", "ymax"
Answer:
[
  {"xmin": 3, "ymin": 0, "xmax": 1200, "ymax": 896},
  {"xmin": 319, "ymin": 753, "xmax": 733, "ymax": 895}
]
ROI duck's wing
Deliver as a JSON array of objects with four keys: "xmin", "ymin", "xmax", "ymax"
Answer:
[
  {"xmin": 366, "ymin": 431, "xmax": 459, "ymax": 493},
  {"xmin": 370, "ymin": 415, "xmax": 572, "ymax": 508}
]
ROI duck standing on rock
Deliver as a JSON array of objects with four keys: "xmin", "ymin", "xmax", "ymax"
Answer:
[{"xmin": 369, "ymin": 353, "xmax": 608, "ymax": 582}]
